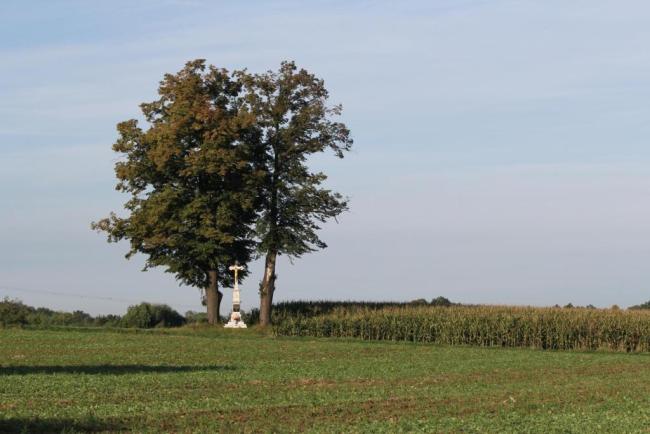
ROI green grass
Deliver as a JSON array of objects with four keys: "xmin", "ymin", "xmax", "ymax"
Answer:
[{"xmin": 2, "ymin": 328, "xmax": 650, "ymax": 433}]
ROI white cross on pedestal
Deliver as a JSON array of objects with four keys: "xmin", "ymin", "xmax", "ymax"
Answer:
[{"xmin": 224, "ymin": 263, "xmax": 247, "ymax": 328}]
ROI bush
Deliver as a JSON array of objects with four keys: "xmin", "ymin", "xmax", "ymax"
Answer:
[
  {"xmin": 93, "ymin": 314, "xmax": 122, "ymax": 327},
  {"xmin": 121, "ymin": 303, "xmax": 186, "ymax": 328},
  {"xmin": 0, "ymin": 298, "xmax": 105, "ymax": 327},
  {"xmin": 0, "ymin": 298, "xmax": 30, "ymax": 326},
  {"xmin": 242, "ymin": 308, "xmax": 260, "ymax": 325},
  {"xmin": 430, "ymin": 296, "xmax": 453, "ymax": 307},
  {"xmin": 185, "ymin": 311, "xmax": 208, "ymax": 325},
  {"xmin": 0, "ymin": 298, "xmax": 190, "ymax": 329}
]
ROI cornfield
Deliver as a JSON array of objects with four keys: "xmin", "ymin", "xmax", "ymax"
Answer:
[{"xmin": 273, "ymin": 305, "xmax": 650, "ymax": 352}]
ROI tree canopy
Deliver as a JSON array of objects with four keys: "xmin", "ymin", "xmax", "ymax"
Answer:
[
  {"xmin": 93, "ymin": 59, "xmax": 352, "ymax": 326},
  {"xmin": 92, "ymin": 60, "xmax": 261, "ymax": 323},
  {"xmin": 239, "ymin": 61, "xmax": 353, "ymax": 325}
]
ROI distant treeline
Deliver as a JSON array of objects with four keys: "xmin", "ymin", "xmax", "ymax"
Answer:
[
  {"xmin": 629, "ymin": 300, "xmax": 650, "ymax": 310},
  {"xmin": 3, "ymin": 297, "xmax": 650, "ymax": 333},
  {"xmin": 0, "ymin": 298, "xmax": 201, "ymax": 328},
  {"xmin": 0, "ymin": 297, "xmax": 456, "ymax": 329}
]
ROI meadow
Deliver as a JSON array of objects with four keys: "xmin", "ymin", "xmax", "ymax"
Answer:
[{"xmin": 2, "ymin": 327, "xmax": 650, "ymax": 433}]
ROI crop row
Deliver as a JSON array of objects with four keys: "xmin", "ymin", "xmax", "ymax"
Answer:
[{"xmin": 273, "ymin": 305, "xmax": 650, "ymax": 352}]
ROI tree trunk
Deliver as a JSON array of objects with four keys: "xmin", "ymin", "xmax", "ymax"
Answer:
[
  {"xmin": 206, "ymin": 270, "xmax": 222, "ymax": 325},
  {"xmin": 259, "ymin": 250, "xmax": 277, "ymax": 327}
]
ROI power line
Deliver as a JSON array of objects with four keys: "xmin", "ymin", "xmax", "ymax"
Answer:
[{"xmin": 0, "ymin": 285, "xmax": 201, "ymax": 310}]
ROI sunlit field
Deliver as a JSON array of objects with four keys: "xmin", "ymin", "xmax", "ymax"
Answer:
[{"xmin": 2, "ymin": 328, "xmax": 650, "ymax": 433}]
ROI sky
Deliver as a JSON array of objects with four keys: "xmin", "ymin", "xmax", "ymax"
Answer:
[{"xmin": 2, "ymin": 0, "xmax": 650, "ymax": 315}]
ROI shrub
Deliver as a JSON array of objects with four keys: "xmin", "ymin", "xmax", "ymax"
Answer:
[
  {"xmin": 0, "ymin": 298, "xmax": 190, "ymax": 329},
  {"xmin": 0, "ymin": 298, "xmax": 31, "ymax": 326},
  {"xmin": 185, "ymin": 311, "xmax": 208, "ymax": 325},
  {"xmin": 430, "ymin": 296, "xmax": 453, "ymax": 307},
  {"xmin": 93, "ymin": 314, "xmax": 122, "ymax": 327},
  {"xmin": 121, "ymin": 303, "xmax": 186, "ymax": 328},
  {"xmin": 236, "ymin": 308, "xmax": 258, "ymax": 325}
]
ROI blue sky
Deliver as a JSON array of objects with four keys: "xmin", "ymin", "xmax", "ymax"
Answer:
[{"xmin": 2, "ymin": 0, "xmax": 650, "ymax": 314}]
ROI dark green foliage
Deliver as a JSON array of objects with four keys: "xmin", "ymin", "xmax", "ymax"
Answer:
[
  {"xmin": 0, "ymin": 298, "xmax": 180, "ymax": 329},
  {"xmin": 93, "ymin": 314, "xmax": 123, "ymax": 327},
  {"xmin": 184, "ymin": 310, "xmax": 208, "ymax": 325},
  {"xmin": 91, "ymin": 60, "xmax": 352, "ymax": 325},
  {"xmin": 273, "ymin": 305, "xmax": 650, "ymax": 352},
  {"xmin": 49, "ymin": 310, "xmax": 93, "ymax": 327},
  {"xmin": 629, "ymin": 300, "xmax": 650, "ymax": 309},
  {"xmin": 240, "ymin": 62, "xmax": 352, "ymax": 259},
  {"xmin": 239, "ymin": 308, "xmax": 260, "ymax": 325},
  {"xmin": 92, "ymin": 59, "xmax": 260, "ymax": 291},
  {"xmin": 430, "ymin": 296, "xmax": 453, "ymax": 307},
  {"xmin": 240, "ymin": 62, "xmax": 352, "ymax": 325},
  {"xmin": 0, "ymin": 298, "xmax": 121, "ymax": 328},
  {"xmin": 0, "ymin": 298, "xmax": 28, "ymax": 326},
  {"xmin": 121, "ymin": 303, "xmax": 186, "ymax": 328}
]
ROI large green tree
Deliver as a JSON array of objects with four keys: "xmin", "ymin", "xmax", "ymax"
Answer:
[
  {"xmin": 92, "ymin": 60, "xmax": 260, "ymax": 324},
  {"xmin": 239, "ymin": 62, "xmax": 353, "ymax": 326}
]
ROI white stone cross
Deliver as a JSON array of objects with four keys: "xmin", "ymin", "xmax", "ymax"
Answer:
[
  {"xmin": 224, "ymin": 263, "xmax": 247, "ymax": 328},
  {"xmin": 228, "ymin": 263, "xmax": 244, "ymax": 291}
]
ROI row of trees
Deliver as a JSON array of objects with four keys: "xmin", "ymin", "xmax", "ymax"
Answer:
[{"xmin": 92, "ymin": 60, "xmax": 352, "ymax": 326}]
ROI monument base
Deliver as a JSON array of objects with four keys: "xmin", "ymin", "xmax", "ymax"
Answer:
[{"xmin": 224, "ymin": 312, "xmax": 247, "ymax": 329}]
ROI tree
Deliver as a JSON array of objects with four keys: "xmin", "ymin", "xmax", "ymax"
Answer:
[
  {"xmin": 430, "ymin": 296, "xmax": 453, "ymax": 307},
  {"xmin": 239, "ymin": 61, "xmax": 353, "ymax": 326},
  {"xmin": 629, "ymin": 300, "xmax": 650, "ymax": 310},
  {"xmin": 92, "ymin": 60, "xmax": 260, "ymax": 324}
]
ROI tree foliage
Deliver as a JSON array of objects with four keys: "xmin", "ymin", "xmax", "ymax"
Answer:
[
  {"xmin": 93, "ymin": 60, "xmax": 351, "ymax": 324},
  {"xmin": 629, "ymin": 300, "xmax": 650, "ymax": 310},
  {"xmin": 121, "ymin": 302, "xmax": 186, "ymax": 328},
  {"xmin": 239, "ymin": 61, "xmax": 353, "ymax": 325},
  {"xmin": 92, "ymin": 60, "xmax": 261, "ymax": 291},
  {"xmin": 240, "ymin": 61, "xmax": 352, "ymax": 259}
]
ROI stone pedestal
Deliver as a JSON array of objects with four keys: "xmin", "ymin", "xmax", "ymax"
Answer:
[{"xmin": 224, "ymin": 311, "xmax": 247, "ymax": 328}]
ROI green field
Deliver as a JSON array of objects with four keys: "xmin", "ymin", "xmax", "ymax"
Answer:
[{"xmin": 2, "ymin": 328, "xmax": 650, "ymax": 433}]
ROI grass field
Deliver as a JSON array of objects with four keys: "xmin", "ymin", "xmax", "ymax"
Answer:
[{"xmin": 2, "ymin": 328, "xmax": 650, "ymax": 433}]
